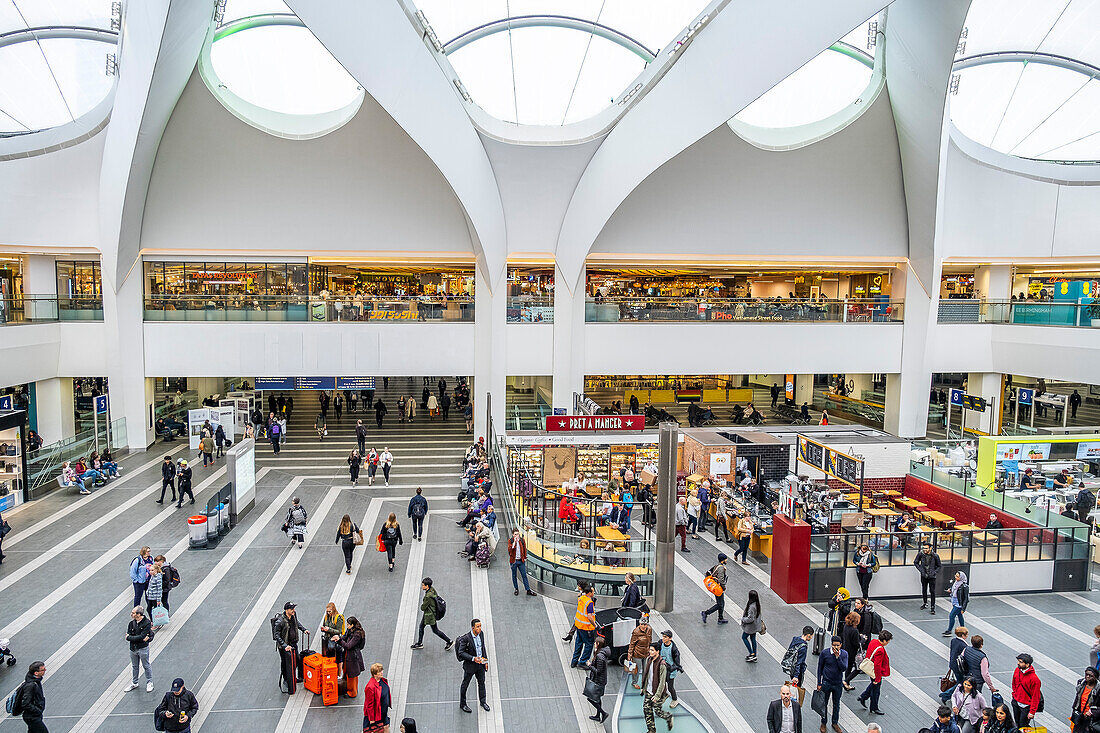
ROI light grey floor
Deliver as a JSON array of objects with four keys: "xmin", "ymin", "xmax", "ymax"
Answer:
[{"xmin": 0, "ymin": 386, "xmax": 1095, "ymax": 732}]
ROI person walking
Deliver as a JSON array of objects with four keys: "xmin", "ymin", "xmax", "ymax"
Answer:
[
  {"xmin": 380, "ymin": 448, "xmax": 393, "ymax": 487},
  {"xmin": 915, "ymin": 542, "xmax": 942, "ymax": 614},
  {"xmin": 782, "ymin": 627, "xmax": 814, "ymax": 706},
  {"xmin": 268, "ymin": 413, "xmax": 281, "ymax": 454},
  {"xmin": 840, "ymin": 612, "xmax": 862, "ymax": 690},
  {"xmin": 410, "ymin": 577, "xmax": 453, "ymax": 651},
  {"xmin": 456, "ymin": 619, "xmax": 491, "ymax": 714},
  {"xmin": 366, "ymin": 448, "xmax": 379, "ymax": 486},
  {"xmin": 583, "ymin": 635, "xmax": 611, "ymax": 723},
  {"xmin": 657, "ymin": 630, "xmax": 683, "ymax": 708},
  {"xmin": 348, "ymin": 450, "xmax": 362, "ymax": 486},
  {"xmin": 320, "ymin": 603, "xmax": 346, "ymax": 676},
  {"xmin": 363, "ymin": 663, "xmax": 392, "ymax": 733},
  {"xmin": 380, "ymin": 512, "xmax": 403, "ymax": 572},
  {"xmin": 441, "ymin": 392, "xmax": 451, "ymax": 421},
  {"xmin": 571, "ymin": 586, "xmax": 597, "ymax": 668},
  {"xmin": 427, "ymin": 393, "xmax": 439, "ymax": 421},
  {"xmin": 701, "ymin": 553, "xmax": 729, "ymax": 624},
  {"xmin": 622, "ymin": 572, "xmax": 644, "ymax": 609},
  {"xmin": 856, "ymin": 630, "xmax": 891, "ymax": 715},
  {"xmin": 356, "ymin": 419, "xmax": 368, "ymax": 455},
  {"xmin": 767, "ymin": 684, "xmax": 803, "ymax": 733},
  {"xmin": 464, "ymin": 402, "xmax": 474, "ymax": 433},
  {"xmin": 156, "ymin": 554, "xmax": 179, "ymax": 614},
  {"xmin": 129, "ymin": 547, "xmax": 153, "ymax": 609},
  {"xmin": 315, "ymin": 412, "xmax": 327, "ymax": 441},
  {"xmin": 1071, "ymin": 666, "xmax": 1099, "ymax": 733},
  {"xmin": 334, "ymin": 392, "xmax": 343, "ymax": 420},
  {"xmin": 175, "ymin": 460, "xmax": 194, "ymax": 507},
  {"xmin": 816, "ymin": 636, "xmax": 847, "ymax": 733},
  {"xmin": 154, "ymin": 678, "xmax": 198, "ymax": 733},
  {"xmin": 334, "ymin": 616, "xmax": 366, "ymax": 698},
  {"xmin": 853, "ymin": 543, "xmax": 876, "ymax": 599},
  {"xmin": 639, "ymin": 644, "xmax": 674, "ymax": 732},
  {"xmin": 627, "ymin": 614, "xmax": 653, "ymax": 689},
  {"xmin": 733, "ymin": 511, "xmax": 754, "ymax": 564},
  {"xmin": 14, "ymin": 661, "xmax": 47, "ymax": 733},
  {"xmin": 273, "ymin": 602, "xmax": 307, "ymax": 693},
  {"xmin": 951, "ymin": 677, "xmax": 987, "ymax": 733},
  {"xmin": 740, "ymin": 590, "xmax": 763, "ymax": 663},
  {"xmin": 961, "ymin": 634, "xmax": 998, "ymax": 696},
  {"xmin": 687, "ymin": 488, "xmax": 701, "ymax": 538},
  {"xmin": 145, "ymin": 561, "xmax": 165, "ymax": 621},
  {"xmin": 1091, "ymin": 624, "xmax": 1100, "ymax": 671},
  {"xmin": 675, "ymin": 496, "xmax": 691, "ymax": 552},
  {"xmin": 714, "ymin": 492, "xmax": 733, "ymax": 542},
  {"xmin": 214, "ymin": 423, "xmax": 227, "ymax": 459},
  {"xmin": 941, "ymin": 626, "xmax": 969, "ymax": 702},
  {"xmin": 284, "ymin": 497, "xmax": 308, "ymax": 549},
  {"xmin": 943, "ymin": 571, "xmax": 969, "ymax": 637},
  {"xmin": 157, "ymin": 456, "xmax": 176, "ymax": 504},
  {"xmin": 199, "ymin": 434, "xmax": 214, "ymax": 468},
  {"xmin": 374, "ymin": 398, "xmax": 387, "ymax": 429},
  {"xmin": 1010, "ymin": 653, "xmax": 1041, "ymax": 729},
  {"xmin": 125, "ymin": 606, "xmax": 154, "ymax": 693},
  {"xmin": 408, "ymin": 488, "xmax": 427, "ymax": 542},
  {"xmin": 507, "ymin": 528, "xmax": 536, "ymax": 596}
]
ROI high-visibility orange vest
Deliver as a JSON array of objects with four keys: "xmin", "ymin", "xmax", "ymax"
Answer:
[{"xmin": 574, "ymin": 596, "xmax": 595, "ymax": 630}]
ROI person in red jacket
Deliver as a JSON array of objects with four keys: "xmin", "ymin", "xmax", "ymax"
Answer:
[
  {"xmin": 1011, "ymin": 652, "xmax": 1042, "ymax": 728},
  {"xmin": 857, "ymin": 630, "xmax": 892, "ymax": 715},
  {"xmin": 363, "ymin": 663, "xmax": 391, "ymax": 732}
]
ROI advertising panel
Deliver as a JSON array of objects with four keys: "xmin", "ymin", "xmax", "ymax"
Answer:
[
  {"xmin": 545, "ymin": 415, "xmax": 645, "ymax": 431},
  {"xmin": 1076, "ymin": 442, "xmax": 1100, "ymax": 460},
  {"xmin": 995, "ymin": 443, "xmax": 1052, "ymax": 461}
]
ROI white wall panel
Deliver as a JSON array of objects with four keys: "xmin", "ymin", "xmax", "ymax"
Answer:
[
  {"xmin": 929, "ymin": 323, "xmax": 1100, "ymax": 384},
  {"xmin": 141, "ymin": 73, "xmax": 474, "ymax": 256},
  {"xmin": 1053, "ymin": 185, "xmax": 1100, "ymax": 258},
  {"xmin": 591, "ymin": 96, "xmax": 908, "ymax": 260},
  {"xmin": 967, "ymin": 560, "xmax": 1052, "ymax": 594},
  {"xmin": 0, "ymin": 323, "xmax": 107, "ymax": 389},
  {"xmin": 505, "ymin": 324, "xmax": 553, "ymax": 375},
  {"xmin": 584, "ymin": 323, "xmax": 903, "ymax": 376},
  {"xmin": 143, "ymin": 323, "xmax": 476, "ymax": 377}
]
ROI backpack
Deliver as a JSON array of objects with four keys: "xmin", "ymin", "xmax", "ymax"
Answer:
[
  {"xmin": 412, "ymin": 499, "xmax": 427, "ymax": 519},
  {"xmin": 781, "ymin": 639, "xmax": 804, "ymax": 679},
  {"xmin": 455, "ymin": 635, "xmax": 464, "ymax": 661},
  {"xmin": 290, "ymin": 506, "xmax": 306, "ymax": 525},
  {"xmin": 270, "ymin": 422, "xmax": 280, "ymax": 435},
  {"xmin": 271, "ymin": 614, "xmax": 282, "ymax": 643},
  {"xmin": 434, "ymin": 594, "xmax": 447, "ymax": 620},
  {"xmin": 866, "ymin": 610, "xmax": 883, "ymax": 635},
  {"xmin": 165, "ymin": 564, "xmax": 181, "ymax": 589},
  {"xmin": 5, "ymin": 683, "xmax": 24, "ymax": 716}
]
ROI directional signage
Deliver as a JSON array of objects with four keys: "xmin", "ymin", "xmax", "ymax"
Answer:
[
  {"xmin": 545, "ymin": 415, "xmax": 645, "ymax": 432},
  {"xmin": 1017, "ymin": 388, "xmax": 1034, "ymax": 406},
  {"xmin": 254, "ymin": 377, "xmax": 295, "ymax": 391},
  {"xmin": 0, "ymin": 396, "xmax": 10, "ymax": 411},
  {"xmin": 335, "ymin": 376, "xmax": 375, "ymax": 391},
  {"xmin": 949, "ymin": 388, "xmax": 964, "ymax": 407},
  {"xmin": 294, "ymin": 377, "xmax": 336, "ymax": 390},
  {"xmin": 94, "ymin": 395, "xmax": 108, "ymax": 414},
  {"xmin": 961, "ymin": 394, "xmax": 986, "ymax": 412}
]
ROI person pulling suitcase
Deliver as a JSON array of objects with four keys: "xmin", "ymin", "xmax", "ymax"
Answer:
[{"xmin": 273, "ymin": 602, "xmax": 308, "ymax": 693}]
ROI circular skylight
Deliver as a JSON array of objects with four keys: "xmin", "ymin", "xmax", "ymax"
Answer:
[
  {"xmin": 0, "ymin": 0, "xmax": 117, "ymax": 136},
  {"xmin": 950, "ymin": 0, "xmax": 1100, "ymax": 162},
  {"xmin": 201, "ymin": 0, "xmax": 364, "ymax": 138}
]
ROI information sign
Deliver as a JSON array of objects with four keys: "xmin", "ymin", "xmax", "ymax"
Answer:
[
  {"xmin": 294, "ymin": 377, "xmax": 336, "ymax": 390},
  {"xmin": 961, "ymin": 394, "xmax": 987, "ymax": 412},
  {"xmin": 255, "ymin": 377, "xmax": 295, "ymax": 391},
  {"xmin": 1077, "ymin": 442, "xmax": 1100, "ymax": 460},
  {"xmin": 797, "ymin": 436, "xmax": 824, "ymax": 471},
  {"xmin": 335, "ymin": 376, "xmax": 375, "ymax": 390},
  {"xmin": 995, "ymin": 442, "xmax": 1052, "ymax": 461},
  {"xmin": 950, "ymin": 389, "xmax": 964, "ymax": 406},
  {"xmin": 827, "ymin": 449, "xmax": 862, "ymax": 489},
  {"xmin": 545, "ymin": 415, "xmax": 645, "ymax": 431},
  {"xmin": 1017, "ymin": 388, "xmax": 1034, "ymax": 406}
]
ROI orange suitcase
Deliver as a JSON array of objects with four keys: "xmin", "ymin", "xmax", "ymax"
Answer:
[
  {"xmin": 322, "ymin": 679, "xmax": 339, "ymax": 706},
  {"xmin": 302, "ymin": 652, "xmax": 323, "ymax": 695}
]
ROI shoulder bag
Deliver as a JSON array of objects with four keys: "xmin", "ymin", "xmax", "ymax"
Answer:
[
  {"xmin": 352, "ymin": 526, "xmax": 364, "ymax": 546},
  {"xmin": 858, "ymin": 647, "xmax": 876, "ymax": 677}
]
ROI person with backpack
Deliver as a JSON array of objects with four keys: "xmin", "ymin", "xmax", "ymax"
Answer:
[
  {"xmin": 129, "ymin": 546, "xmax": 153, "ymax": 609},
  {"xmin": 199, "ymin": 434, "xmax": 214, "ymax": 468},
  {"xmin": 782, "ymin": 627, "xmax": 814, "ymax": 705},
  {"xmin": 175, "ymin": 460, "xmax": 194, "ymax": 508},
  {"xmin": 914, "ymin": 542, "xmax": 942, "ymax": 614},
  {"xmin": 856, "ymin": 630, "xmax": 891, "ymax": 715},
  {"xmin": 657, "ymin": 631, "xmax": 683, "ymax": 708},
  {"xmin": 154, "ymin": 678, "xmax": 198, "ymax": 732},
  {"xmin": 125, "ymin": 606, "xmax": 154, "ymax": 693},
  {"xmin": 157, "ymin": 456, "xmax": 176, "ymax": 505},
  {"xmin": 854, "ymin": 598, "xmax": 882, "ymax": 648},
  {"xmin": 8, "ymin": 660, "xmax": 47, "ymax": 732},
  {"xmin": 639, "ymin": 644, "xmax": 674, "ymax": 733},
  {"xmin": 943, "ymin": 571, "xmax": 970, "ymax": 637},
  {"xmin": 408, "ymin": 488, "xmax": 428, "ymax": 542},
  {"xmin": 273, "ymin": 602, "xmax": 307, "ymax": 693},
  {"xmin": 700, "ymin": 553, "xmax": 729, "ymax": 624},
  {"xmin": 1010, "ymin": 653, "xmax": 1042, "ymax": 729},
  {"xmin": 268, "ymin": 412, "xmax": 282, "ymax": 454},
  {"xmin": 380, "ymin": 512, "xmax": 403, "ymax": 573},
  {"xmin": 284, "ymin": 498, "xmax": 308, "ymax": 549},
  {"xmin": 464, "ymin": 402, "xmax": 474, "ymax": 433},
  {"xmin": 1077, "ymin": 484, "xmax": 1096, "ymax": 529},
  {"xmin": 410, "ymin": 577, "xmax": 453, "ymax": 651},
  {"xmin": 355, "ymin": 420, "xmax": 368, "ymax": 454},
  {"xmin": 155, "ymin": 554, "xmax": 180, "ymax": 613}
]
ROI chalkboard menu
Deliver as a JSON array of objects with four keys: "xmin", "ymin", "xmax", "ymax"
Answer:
[
  {"xmin": 798, "ymin": 436, "xmax": 824, "ymax": 470},
  {"xmin": 828, "ymin": 449, "xmax": 862, "ymax": 489}
]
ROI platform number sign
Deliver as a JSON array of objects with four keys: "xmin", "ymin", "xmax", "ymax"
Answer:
[
  {"xmin": 0, "ymin": 396, "xmax": 10, "ymax": 411},
  {"xmin": 949, "ymin": 389, "xmax": 964, "ymax": 407},
  {"xmin": 94, "ymin": 395, "xmax": 109, "ymax": 414},
  {"xmin": 1017, "ymin": 388, "xmax": 1034, "ymax": 406}
]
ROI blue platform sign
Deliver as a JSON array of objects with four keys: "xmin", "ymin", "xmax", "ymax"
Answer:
[
  {"xmin": 94, "ymin": 395, "xmax": 108, "ymax": 414},
  {"xmin": 294, "ymin": 377, "xmax": 336, "ymax": 390},
  {"xmin": 335, "ymin": 376, "xmax": 375, "ymax": 390},
  {"xmin": 0, "ymin": 395, "xmax": 10, "ymax": 411},
  {"xmin": 1017, "ymin": 388, "xmax": 1034, "ymax": 406},
  {"xmin": 255, "ymin": 377, "xmax": 296, "ymax": 391},
  {"xmin": 949, "ymin": 388, "xmax": 964, "ymax": 407}
]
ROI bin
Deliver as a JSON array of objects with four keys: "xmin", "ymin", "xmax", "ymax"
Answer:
[
  {"xmin": 188, "ymin": 515, "xmax": 208, "ymax": 548},
  {"xmin": 206, "ymin": 507, "xmax": 220, "ymax": 539},
  {"xmin": 217, "ymin": 503, "xmax": 230, "ymax": 534}
]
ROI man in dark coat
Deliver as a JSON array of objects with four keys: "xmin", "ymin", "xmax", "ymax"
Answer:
[
  {"xmin": 273, "ymin": 602, "xmax": 307, "ymax": 692},
  {"xmin": 456, "ymin": 618, "xmax": 490, "ymax": 714},
  {"xmin": 158, "ymin": 456, "xmax": 176, "ymax": 504},
  {"xmin": 766, "ymin": 685, "xmax": 802, "ymax": 733},
  {"xmin": 17, "ymin": 661, "xmax": 47, "ymax": 733},
  {"xmin": 155, "ymin": 678, "xmax": 198, "ymax": 732}
]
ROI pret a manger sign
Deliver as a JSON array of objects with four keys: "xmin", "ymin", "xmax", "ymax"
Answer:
[{"xmin": 545, "ymin": 415, "xmax": 645, "ymax": 431}]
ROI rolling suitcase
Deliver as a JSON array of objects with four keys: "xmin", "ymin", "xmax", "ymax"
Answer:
[
  {"xmin": 322, "ymin": 679, "xmax": 339, "ymax": 706},
  {"xmin": 812, "ymin": 612, "xmax": 828, "ymax": 655},
  {"xmin": 280, "ymin": 648, "xmax": 298, "ymax": 694},
  {"xmin": 302, "ymin": 651, "xmax": 323, "ymax": 695},
  {"xmin": 475, "ymin": 543, "xmax": 492, "ymax": 568}
]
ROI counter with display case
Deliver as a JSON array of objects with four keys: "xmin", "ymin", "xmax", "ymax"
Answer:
[{"xmin": 0, "ymin": 410, "xmax": 28, "ymax": 512}]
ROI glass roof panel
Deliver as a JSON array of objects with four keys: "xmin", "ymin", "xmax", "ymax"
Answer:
[
  {"xmin": 952, "ymin": 0, "xmax": 1100, "ymax": 162},
  {"xmin": 0, "ymin": 0, "xmax": 115, "ymax": 136},
  {"xmin": 220, "ymin": 0, "xmax": 297, "ymax": 25},
  {"xmin": 510, "ymin": 26, "xmax": 592, "ymax": 127},
  {"xmin": 209, "ymin": 24, "xmax": 363, "ymax": 116},
  {"xmin": 563, "ymin": 33, "xmax": 646, "ymax": 124},
  {"xmin": 445, "ymin": 31, "xmax": 516, "ymax": 122}
]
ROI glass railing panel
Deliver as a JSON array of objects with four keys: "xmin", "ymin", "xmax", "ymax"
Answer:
[
  {"xmin": 143, "ymin": 295, "xmax": 474, "ymax": 322},
  {"xmin": 938, "ymin": 300, "xmax": 1099, "ymax": 328},
  {"xmin": 585, "ymin": 298, "xmax": 902, "ymax": 323},
  {"xmin": 506, "ymin": 296, "xmax": 554, "ymax": 323}
]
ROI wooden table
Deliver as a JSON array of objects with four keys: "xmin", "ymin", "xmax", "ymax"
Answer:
[
  {"xmin": 954, "ymin": 524, "xmax": 979, "ymax": 532},
  {"xmin": 865, "ymin": 508, "xmax": 901, "ymax": 517},
  {"xmin": 881, "ymin": 490, "xmax": 902, "ymax": 497},
  {"xmin": 922, "ymin": 511, "xmax": 956, "ymax": 528},
  {"xmin": 577, "ymin": 502, "xmax": 600, "ymax": 517},
  {"xmin": 894, "ymin": 497, "xmax": 927, "ymax": 511},
  {"xmin": 596, "ymin": 526, "xmax": 630, "ymax": 543}
]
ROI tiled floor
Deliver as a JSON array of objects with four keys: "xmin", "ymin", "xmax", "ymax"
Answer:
[{"xmin": 0, "ymin": 392, "xmax": 1094, "ymax": 732}]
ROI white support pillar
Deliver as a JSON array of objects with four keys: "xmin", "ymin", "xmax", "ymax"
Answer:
[
  {"xmin": 23, "ymin": 255, "xmax": 58, "ymax": 320},
  {"xmin": 33, "ymin": 378, "xmax": 75, "ymax": 443},
  {"xmin": 884, "ymin": 262, "xmax": 934, "ymax": 438},
  {"xmin": 795, "ymin": 374, "xmax": 815, "ymax": 406},
  {"xmin": 974, "ymin": 265, "xmax": 1012, "ymax": 302},
  {"xmin": 474, "ymin": 260, "xmax": 506, "ymax": 439},
  {"xmin": 103, "ymin": 268, "xmax": 154, "ymax": 451},
  {"xmin": 551, "ymin": 264, "xmax": 586, "ymax": 413},
  {"xmin": 964, "ymin": 372, "xmax": 1003, "ymax": 435}
]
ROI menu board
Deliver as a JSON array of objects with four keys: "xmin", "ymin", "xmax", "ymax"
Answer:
[
  {"xmin": 827, "ymin": 449, "xmax": 862, "ymax": 489},
  {"xmin": 1077, "ymin": 442, "xmax": 1100, "ymax": 460},
  {"xmin": 797, "ymin": 436, "xmax": 824, "ymax": 470},
  {"xmin": 995, "ymin": 443, "xmax": 1052, "ymax": 461}
]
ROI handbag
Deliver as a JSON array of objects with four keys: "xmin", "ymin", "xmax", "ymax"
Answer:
[
  {"xmin": 376, "ymin": 533, "xmax": 386, "ymax": 552},
  {"xmin": 939, "ymin": 673, "xmax": 955, "ymax": 693},
  {"xmin": 759, "ymin": 621, "xmax": 767, "ymax": 636},
  {"xmin": 858, "ymin": 652, "xmax": 876, "ymax": 677},
  {"xmin": 151, "ymin": 604, "xmax": 170, "ymax": 628},
  {"xmin": 353, "ymin": 530, "xmax": 364, "ymax": 546},
  {"xmin": 810, "ymin": 689, "xmax": 826, "ymax": 717},
  {"xmin": 582, "ymin": 677, "xmax": 603, "ymax": 702}
]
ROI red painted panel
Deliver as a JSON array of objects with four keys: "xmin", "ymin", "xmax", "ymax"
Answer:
[
  {"xmin": 771, "ymin": 513, "xmax": 811, "ymax": 604},
  {"xmin": 903, "ymin": 475, "xmax": 1036, "ymax": 530}
]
